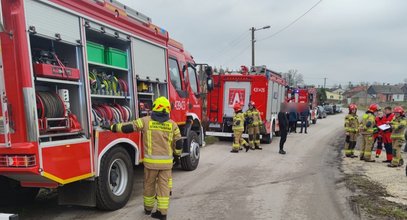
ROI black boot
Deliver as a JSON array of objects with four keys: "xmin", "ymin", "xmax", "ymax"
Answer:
[
  {"xmin": 230, "ymin": 150, "xmax": 239, "ymax": 153},
  {"xmin": 279, "ymin": 149, "xmax": 286, "ymax": 154},
  {"xmin": 245, "ymin": 145, "xmax": 250, "ymax": 152},
  {"xmin": 151, "ymin": 211, "xmax": 167, "ymax": 220},
  {"xmin": 144, "ymin": 208, "xmax": 152, "ymax": 215}
]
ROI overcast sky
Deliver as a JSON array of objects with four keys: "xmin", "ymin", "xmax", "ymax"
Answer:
[{"xmin": 120, "ymin": 0, "xmax": 407, "ymax": 87}]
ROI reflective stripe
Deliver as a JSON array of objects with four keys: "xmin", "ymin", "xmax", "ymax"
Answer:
[
  {"xmin": 157, "ymin": 196, "xmax": 170, "ymax": 209},
  {"xmin": 144, "ymin": 196, "xmax": 156, "ymax": 207},
  {"xmin": 136, "ymin": 119, "xmax": 143, "ymax": 129},
  {"xmin": 147, "ymin": 130, "xmax": 152, "ymax": 155},
  {"xmin": 174, "ymin": 127, "xmax": 181, "ymax": 136},
  {"xmin": 168, "ymin": 178, "xmax": 173, "ymax": 188},
  {"xmin": 143, "ymin": 158, "xmax": 173, "ymax": 164},
  {"xmin": 232, "ymin": 143, "xmax": 240, "ymax": 147},
  {"xmin": 168, "ymin": 132, "xmax": 173, "ymax": 156}
]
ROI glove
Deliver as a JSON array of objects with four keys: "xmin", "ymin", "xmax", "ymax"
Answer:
[
  {"xmin": 345, "ymin": 135, "xmax": 350, "ymax": 143},
  {"xmin": 235, "ymin": 120, "xmax": 241, "ymax": 126},
  {"xmin": 366, "ymin": 121, "xmax": 372, "ymax": 128},
  {"xmin": 175, "ymin": 139, "xmax": 183, "ymax": 150}
]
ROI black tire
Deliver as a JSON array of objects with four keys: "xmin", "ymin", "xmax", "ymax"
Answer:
[
  {"xmin": 0, "ymin": 175, "xmax": 39, "ymax": 205},
  {"xmin": 181, "ymin": 131, "xmax": 200, "ymax": 171},
  {"xmin": 96, "ymin": 146, "xmax": 134, "ymax": 210}
]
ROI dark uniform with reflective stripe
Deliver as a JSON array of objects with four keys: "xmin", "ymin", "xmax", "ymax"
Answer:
[{"xmin": 112, "ymin": 116, "xmax": 181, "ymax": 215}]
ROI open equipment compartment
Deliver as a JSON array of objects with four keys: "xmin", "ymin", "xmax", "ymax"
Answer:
[
  {"xmin": 29, "ymin": 34, "xmax": 88, "ymax": 142},
  {"xmin": 84, "ymin": 25, "xmax": 134, "ymax": 128}
]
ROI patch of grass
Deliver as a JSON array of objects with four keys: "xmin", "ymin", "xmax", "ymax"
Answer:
[
  {"xmin": 345, "ymin": 174, "xmax": 407, "ymax": 219},
  {"xmin": 205, "ymin": 136, "xmax": 219, "ymax": 145}
]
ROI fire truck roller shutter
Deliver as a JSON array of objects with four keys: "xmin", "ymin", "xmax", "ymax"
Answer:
[
  {"xmin": 132, "ymin": 38, "xmax": 167, "ymax": 83},
  {"xmin": 25, "ymin": 0, "xmax": 81, "ymax": 44}
]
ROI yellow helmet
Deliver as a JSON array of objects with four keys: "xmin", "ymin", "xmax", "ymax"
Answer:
[{"xmin": 152, "ymin": 96, "xmax": 171, "ymax": 113}]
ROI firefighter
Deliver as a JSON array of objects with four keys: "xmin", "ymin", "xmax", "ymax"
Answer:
[
  {"xmin": 374, "ymin": 110, "xmax": 384, "ymax": 158},
  {"xmin": 232, "ymin": 103, "xmax": 249, "ymax": 153},
  {"xmin": 359, "ymin": 103, "xmax": 379, "ymax": 162},
  {"xmin": 245, "ymin": 101, "xmax": 262, "ymax": 150},
  {"xmin": 377, "ymin": 106, "xmax": 394, "ymax": 162},
  {"xmin": 388, "ymin": 106, "xmax": 407, "ymax": 167},
  {"xmin": 104, "ymin": 97, "xmax": 182, "ymax": 220},
  {"xmin": 344, "ymin": 103, "xmax": 359, "ymax": 158}
]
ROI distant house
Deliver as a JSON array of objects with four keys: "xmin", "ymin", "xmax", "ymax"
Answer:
[
  {"xmin": 343, "ymin": 86, "xmax": 368, "ymax": 100},
  {"xmin": 326, "ymin": 91, "xmax": 343, "ymax": 104},
  {"xmin": 367, "ymin": 85, "xmax": 404, "ymax": 102},
  {"xmin": 399, "ymin": 84, "xmax": 407, "ymax": 101},
  {"xmin": 331, "ymin": 88, "xmax": 345, "ymax": 95},
  {"xmin": 350, "ymin": 91, "xmax": 374, "ymax": 105}
]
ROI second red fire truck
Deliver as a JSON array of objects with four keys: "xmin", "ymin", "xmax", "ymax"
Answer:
[
  {"xmin": 205, "ymin": 65, "xmax": 287, "ymax": 143},
  {"xmin": 0, "ymin": 0, "xmax": 206, "ymax": 210}
]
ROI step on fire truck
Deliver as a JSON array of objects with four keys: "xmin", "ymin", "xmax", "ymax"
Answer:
[
  {"xmin": 0, "ymin": 0, "xmax": 206, "ymax": 210},
  {"xmin": 205, "ymin": 65, "xmax": 287, "ymax": 143},
  {"xmin": 286, "ymin": 87, "xmax": 318, "ymax": 124}
]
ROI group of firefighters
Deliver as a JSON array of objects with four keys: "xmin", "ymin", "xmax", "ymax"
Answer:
[
  {"xmin": 344, "ymin": 103, "xmax": 407, "ymax": 167},
  {"xmin": 231, "ymin": 101, "xmax": 263, "ymax": 153},
  {"xmin": 98, "ymin": 95, "xmax": 407, "ymax": 220}
]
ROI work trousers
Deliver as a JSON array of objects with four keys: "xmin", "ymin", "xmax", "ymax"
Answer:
[
  {"xmin": 144, "ymin": 168, "xmax": 172, "ymax": 215},
  {"xmin": 233, "ymin": 130, "xmax": 248, "ymax": 151},
  {"xmin": 279, "ymin": 130, "xmax": 287, "ymax": 150},
  {"xmin": 300, "ymin": 119, "xmax": 308, "ymax": 133},
  {"xmin": 248, "ymin": 126, "xmax": 260, "ymax": 148},
  {"xmin": 391, "ymin": 139, "xmax": 405, "ymax": 166},
  {"xmin": 344, "ymin": 132, "xmax": 357, "ymax": 156},
  {"xmin": 360, "ymin": 134, "xmax": 374, "ymax": 161}
]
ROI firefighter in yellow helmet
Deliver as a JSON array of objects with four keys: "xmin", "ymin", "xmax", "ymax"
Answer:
[
  {"xmin": 232, "ymin": 103, "xmax": 249, "ymax": 153},
  {"xmin": 104, "ymin": 97, "xmax": 181, "ymax": 220},
  {"xmin": 388, "ymin": 106, "xmax": 407, "ymax": 167},
  {"xmin": 245, "ymin": 101, "xmax": 262, "ymax": 150},
  {"xmin": 344, "ymin": 104, "xmax": 359, "ymax": 158},
  {"xmin": 359, "ymin": 103, "xmax": 379, "ymax": 162}
]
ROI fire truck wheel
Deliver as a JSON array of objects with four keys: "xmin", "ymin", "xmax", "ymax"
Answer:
[
  {"xmin": 0, "ymin": 175, "xmax": 39, "ymax": 205},
  {"xmin": 96, "ymin": 146, "xmax": 134, "ymax": 211},
  {"xmin": 181, "ymin": 131, "xmax": 200, "ymax": 171}
]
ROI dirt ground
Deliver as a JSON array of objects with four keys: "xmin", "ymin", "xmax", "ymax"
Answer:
[{"xmin": 342, "ymin": 136, "xmax": 407, "ymax": 219}]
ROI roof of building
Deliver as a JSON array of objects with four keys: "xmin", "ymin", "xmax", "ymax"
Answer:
[
  {"xmin": 351, "ymin": 91, "xmax": 374, "ymax": 99},
  {"xmin": 368, "ymin": 85, "xmax": 404, "ymax": 94}
]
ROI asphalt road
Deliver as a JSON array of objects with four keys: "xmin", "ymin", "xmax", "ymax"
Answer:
[{"xmin": 2, "ymin": 113, "xmax": 357, "ymax": 220}]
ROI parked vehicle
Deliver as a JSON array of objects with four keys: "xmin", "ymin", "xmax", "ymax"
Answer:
[
  {"xmin": 286, "ymin": 87, "xmax": 318, "ymax": 124},
  {"xmin": 205, "ymin": 65, "xmax": 287, "ymax": 143},
  {"xmin": 317, "ymin": 106, "xmax": 327, "ymax": 118},
  {"xmin": 324, "ymin": 105, "xmax": 335, "ymax": 115},
  {"xmin": 0, "ymin": 0, "xmax": 206, "ymax": 210}
]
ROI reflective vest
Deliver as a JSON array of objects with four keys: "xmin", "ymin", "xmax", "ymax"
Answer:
[
  {"xmin": 345, "ymin": 114, "xmax": 359, "ymax": 133},
  {"xmin": 245, "ymin": 108, "xmax": 261, "ymax": 126},
  {"xmin": 390, "ymin": 117, "xmax": 407, "ymax": 140},
  {"xmin": 360, "ymin": 112, "xmax": 376, "ymax": 134},
  {"xmin": 134, "ymin": 116, "xmax": 182, "ymax": 170},
  {"xmin": 233, "ymin": 112, "xmax": 245, "ymax": 131}
]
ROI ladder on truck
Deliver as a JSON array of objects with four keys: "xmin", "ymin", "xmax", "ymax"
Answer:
[{"xmin": 0, "ymin": 41, "xmax": 11, "ymax": 148}]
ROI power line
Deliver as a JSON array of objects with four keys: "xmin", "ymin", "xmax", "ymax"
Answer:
[
  {"xmin": 210, "ymin": 31, "xmax": 250, "ymax": 59},
  {"xmin": 258, "ymin": 0, "xmax": 323, "ymax": 42}
]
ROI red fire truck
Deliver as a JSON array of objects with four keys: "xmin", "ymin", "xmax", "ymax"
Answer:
[
  {"xmin": 0, "ymin": 0, "xmax": 205, "ymax": 210},
  {"xmin": 205, "ymin": 65, "xmax": 287, "ymax": 143},
  {"xmin": 286, "ymin": 87, "xmax": 318, "ymax": 124}
]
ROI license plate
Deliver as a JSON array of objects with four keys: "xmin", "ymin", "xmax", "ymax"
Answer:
[{"xmin": 209, "ymin": 123, "xmax": 221, "ymax": 128}]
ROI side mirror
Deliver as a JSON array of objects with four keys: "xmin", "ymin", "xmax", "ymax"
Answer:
[{"xmin": 207, "ymin": 77, "xmax": 214, "ymax": 91}]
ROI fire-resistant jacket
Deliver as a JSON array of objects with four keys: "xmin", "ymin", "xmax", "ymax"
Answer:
[
  {"xmin": 114, "ymin": 116, "xmax": 182, "ymax": 170},
  {"xmin": 359, "ymin": 112, "xmax": 376, "ymax": 135},
  {"xmin": 233, "ymin": 112, "xmax": 245, "ymax": 131},
  {"xmin": 345, "ymin": 114, "xmax": 359, "ymax": 133},
  {"xmin": 245, "ymin": 108, "xmax": 261, "ymax": 127},
  {"xmin": 390, "ymin": 117, "xmax": 407, "ymax": 140}
]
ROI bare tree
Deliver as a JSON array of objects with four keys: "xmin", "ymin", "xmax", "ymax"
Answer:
[{"xmin": 283, "ymin": 69, "xmax": 304, "ymax": 87}]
